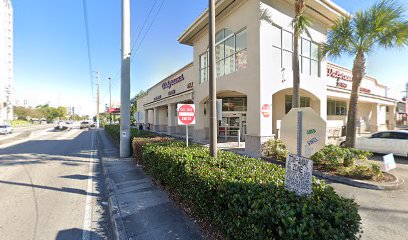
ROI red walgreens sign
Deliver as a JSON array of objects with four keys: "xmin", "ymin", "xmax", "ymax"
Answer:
[
  {"xmin": 108, "ymin": 107, "xmax": 120, "ymax": 113},
  {"xmin": 177, "ymin": 104, "xmax": 195, "ymax": 125}
]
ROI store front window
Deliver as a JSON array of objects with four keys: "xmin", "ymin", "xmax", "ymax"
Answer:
[
  {"xmin": 327, "ymin": 100, "xmax": 347, "ymax": 116},
  {"xmin": 221, "ymin": 97, "xmax": 247, "ymax": 112},
  {"xmin": 271, "ymin": 25, "xmax": 320, "ymax": 77},
  {"xmin": 285, "ymin": 95, "xmax": 310, "ymax": 114},
  {"xmin": 199, "ymin": 28, "xmax": 247, "ymax": 83}
]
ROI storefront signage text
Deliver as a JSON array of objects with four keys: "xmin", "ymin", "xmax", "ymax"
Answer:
[
  {"xmin": 162, "ymin": 74, "xmax": 185, "ymax": 90},
  {"xmin": 336, "ymin": 80, "xmax": 371, "ymax": 94},
  {"xmin": 154, "ymin": 95, "xmax": 162, "ymax": 101},
  {"xmin": 187, "ymin": 82, "xmax": 193, "ymax": 89},
  {"xmin": 327, "ymin": 68, "xmax": 352, "ymax": 81},
  {"xmin": 168, "ymin": 90, "xmax": 176, "ymax": 96}
]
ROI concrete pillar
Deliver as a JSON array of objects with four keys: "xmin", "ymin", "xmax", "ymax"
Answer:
[
  {"xmin": 167, "ymin": 103, "xmax": 176, "ymax": 135},
  {"xmin": 144, "ymin": 109, "xmax": 149, "ymax": 130},
  {"xmin": 153, "ymin": 107, "xmax": 159, "ymax": 132}
]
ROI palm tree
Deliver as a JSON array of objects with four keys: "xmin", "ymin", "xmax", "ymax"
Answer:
[
  {"xmin": 322, "ymin": 0, "xmax": 408, "ymax": 148},
  {"xmin": 292, "ymin": 0, "xmax": 311, "ymax": 108}
]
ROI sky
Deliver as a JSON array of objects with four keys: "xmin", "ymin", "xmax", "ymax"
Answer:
[{"xmin": 12, "ymin": 0, "xmax": 408, "ymax": 116}]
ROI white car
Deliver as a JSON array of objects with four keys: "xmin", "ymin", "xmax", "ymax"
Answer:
[
  {"xmin": 0, "ymin": 125, "xmax": 12, "ymax": 135},
  {"xmin": 340, "ymin": 130, "xmax": 408, "ymax": 157}
]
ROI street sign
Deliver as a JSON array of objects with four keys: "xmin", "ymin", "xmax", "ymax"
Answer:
[
  {"xmin": 177, "ymin": 104, "xmax": 195, "ymax": 147},
  {"xmin": 280, "ymin": 107, "xmax": 326, "ymax": 158},
  {"xmin": 383, "ymin": 153, "xmax": 396, "ymax": 171},
  {"xmin": 262, "ymin": 104, "xmax": 271, "ymax": 117},
  {"xmin": 177, "ymin": 104, "xmax": 195, "ymax": 125},
  {"xmin": 284, "ymin": 154, "xmax": 313, "ymax": 196}
]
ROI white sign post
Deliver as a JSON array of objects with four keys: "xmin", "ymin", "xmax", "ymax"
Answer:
[
  {"xmin": 284, "ymin": 154, "xmax": 313, "ymax": 196},
  {"xmin": 383, "ymin": 153, "xmax": 396, "ymax": 171},
  {"xmin": 177, "ymin": 104, "xmax": 196, "ymax": 147}
]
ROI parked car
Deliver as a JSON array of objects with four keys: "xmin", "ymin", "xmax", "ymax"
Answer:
[
  {"xmin": 0, "ymin": 125, "xmax": 12, "ymax": 135},
  {"xmin": 339, "ymin": 130, "xmax": 408, "ymax": 157},
  {"xmin": 80, "ymin": 121, "xmax": 91, "ymax": 129}
]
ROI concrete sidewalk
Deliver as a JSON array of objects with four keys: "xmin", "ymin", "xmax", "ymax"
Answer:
[{"xmin": 96, "ymin": 130, "xmax": 203, "ymax": 240}]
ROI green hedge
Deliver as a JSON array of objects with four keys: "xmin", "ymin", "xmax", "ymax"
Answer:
[
  {"xmin": 140, "ymin": 141, "xmax": 362, "ymax": 239},
  {"xmin": 104, "ymin": 124, "xmax": 156, "ymax": 150}
]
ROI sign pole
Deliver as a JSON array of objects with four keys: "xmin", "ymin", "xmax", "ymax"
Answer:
[
  {"xmin": 297, "ymin": 111, "xmax": 303, "ymax": 157},
  {"xmin": 186, "ymin": 125, "xmax": 189, "ymax": 147}
]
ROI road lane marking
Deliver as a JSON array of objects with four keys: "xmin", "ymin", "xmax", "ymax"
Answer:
[{"xmin": 82, "ymin": 131, "xmax": 95, "ymax": 240}]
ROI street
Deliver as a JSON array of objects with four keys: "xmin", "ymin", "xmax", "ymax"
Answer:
[
  {"xmin": 330, "ymin": 155, "xmax": 408, "ymax": 240},
  {"xmin": 0, "ymin": 127, "xmax": 111, "ymax": 240}
]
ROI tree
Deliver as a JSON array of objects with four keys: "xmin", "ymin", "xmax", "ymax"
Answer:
[
  {"xmin": 292, "ymin": 0, "xmax": 311, "ymax": 108},
  {"xmin": 322, "ymin": 0, "xmax": 408, "ymax": 147},
  {"xmin": 130, "ymin": 90, "xmax": 145, "ymax": 124}
]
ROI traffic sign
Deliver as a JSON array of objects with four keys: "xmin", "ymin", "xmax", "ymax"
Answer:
[
  {"xmin": 262, "ymin": 104, "xmax": 270, "ymax": 117},
  {"xmin": 280, "ymin": 107, "xmax": 326, "ymax": 158},
  {"xmin": 177, "ymin": 104, "xmax": 195, "ymax": 125}
]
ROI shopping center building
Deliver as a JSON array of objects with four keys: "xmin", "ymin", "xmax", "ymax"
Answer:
[{"xmin": 136, "ymin": 0, "xmax": 398, "ymax": 156}]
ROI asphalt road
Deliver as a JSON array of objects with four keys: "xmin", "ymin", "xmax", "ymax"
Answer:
[
  {"xmin": 0, "ymin": 127, "xmax": 111, "ymax": 240},
  {"xmin": 330, "ymin": 154, "xmax": 408, "ymax": 240}
]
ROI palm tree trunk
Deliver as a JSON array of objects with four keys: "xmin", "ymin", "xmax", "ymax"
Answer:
[
  {"xmin": 292, "ymin": 30, "xmax": 300, "ymax": 108},
  {"xmin": 345, "ymin": 51, "xmax": 366, "ymax": 148},
  {"xmin": 292, "ymin": 0, "xmax": 304, "ymax": 108}
]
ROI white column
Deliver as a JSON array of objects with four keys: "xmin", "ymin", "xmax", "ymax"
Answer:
[
  {"xmin": 153, "ymin": 107, "xmax": 159, "ymax": 132},
  {"xmin": 167, "ymin": 103, "xmax": 176, "ymax": 135},
  {"xmin": 144, "ymin": 109, "xmax": 149, "ymax": 130}
]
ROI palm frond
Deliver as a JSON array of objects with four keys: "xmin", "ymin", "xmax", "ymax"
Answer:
[
  {"xmin": 320, "ymin": 16, "xmax": 355, "ymax": 60},
  {"xmin": 260, "ymin": 6, "xmax": 274, "ymax": 25}
]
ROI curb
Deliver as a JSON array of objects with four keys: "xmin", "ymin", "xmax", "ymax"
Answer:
[
  {"xmin": 100, "ymin": 157, "xmax": 128, "ymax": 240},
  {"xmin": 313, "ymin": 170, "xmax": 404, "ymax": 190},
  {"xmin": 262, "ymin": 156, "xmax": 404, "ymax": 190}
]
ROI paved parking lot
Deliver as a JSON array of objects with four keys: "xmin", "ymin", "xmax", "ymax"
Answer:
[{"xmin": 330, "ymin": 154, "xmax": 408, "ymax": 240}]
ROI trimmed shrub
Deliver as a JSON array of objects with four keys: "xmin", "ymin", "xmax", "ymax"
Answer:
[
  {"xmin": 261, "ymin": 139, "xmax": 289, "ymax": 161},
  {"xmin": 104, "ymin": 124, "xmax": 157, "ymax": 153},
  {"xmin": 139, "ymin": 141, "xmax": 362, "ymax": 239},
  {"xmin": 311, "ymin": 145, "xmax": 372, "ymax": 170}
]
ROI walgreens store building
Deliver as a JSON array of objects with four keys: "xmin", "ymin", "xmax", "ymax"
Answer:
[{"xmin": 136, "ymin": 0, "xmax": 397, "ymax": 156}]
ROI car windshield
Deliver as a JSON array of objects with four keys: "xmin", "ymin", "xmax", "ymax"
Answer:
[
  {"xmin": 0, "ymin": 126, "xmax": 7, "ymax": 128},
  {"xmin": 82, "ymin": 121, "xmax": 89, "ymax": 124}
]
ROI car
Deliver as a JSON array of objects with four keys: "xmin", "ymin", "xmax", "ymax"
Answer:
[
  {"xmin": 339, "ymin": 130, "xmax": 408, "ymax": 157},
  {"xmin": 54, "ymin": 121, "xmax": 71, "ymax": 131},
  {"xmin": 0, "ymin": 125, "xmax": 12, "ymax": 135},
  {"xmin": 80, "ymin": 121, "xmax": 91, "ymax": 129}
]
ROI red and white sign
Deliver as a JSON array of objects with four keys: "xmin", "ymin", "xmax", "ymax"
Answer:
[
  {"xmin": 177, "ymin": 104, "xmax": 195, "ymax": 125},
  {"xmin": 262, "ymin": 104, "xmax": 271, "ymax": 117}
]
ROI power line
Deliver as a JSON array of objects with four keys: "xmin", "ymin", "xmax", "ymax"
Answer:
[
  {"xmin": 101, "ymin": 0, "xmax": 167, "ymax": 103},
  {"xmin": 82, "ymin": 0, "xmax": 94, "ymax": 95}
]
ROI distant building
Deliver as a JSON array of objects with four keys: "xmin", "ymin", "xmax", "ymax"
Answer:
[
  {"xmin": 396, "ymin": 98, "xmax": 407, "ymax": 126},
  {"xmin": 0, "ymin": 0, "xmax": 13, "ymax": 123}
]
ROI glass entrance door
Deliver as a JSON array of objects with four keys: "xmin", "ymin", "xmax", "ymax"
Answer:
[{"xmin": 218, "ymin": 114, "xmax": 245, "ymax": 139}]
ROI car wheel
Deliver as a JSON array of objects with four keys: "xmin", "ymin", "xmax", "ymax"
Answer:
[{"xmin": 340, "ymin": 141, "xmax": 346, "ymax": 147}]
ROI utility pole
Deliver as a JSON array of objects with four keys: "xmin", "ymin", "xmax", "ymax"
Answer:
[
  {"xmin": 109, "ymin": 77, "xmax": 112, "ymax": 124},
  {"xmin": 120, "ymin": 0, "xmax": 131, "ymax": 157},
  {"xmin": 208, "ymin": 0, "xmax": 217, "ymax": 158},
  {"xmin": 96, "ymin": 71, "xmax": 100, "ymax": 128}
]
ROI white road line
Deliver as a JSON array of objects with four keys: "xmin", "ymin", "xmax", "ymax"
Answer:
[{"xmin": 82, "ymin": 131, "xmax": 95, "ymax": 240}]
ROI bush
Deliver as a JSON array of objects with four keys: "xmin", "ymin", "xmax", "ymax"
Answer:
[
  {"xmin": 104, "ymin": 124, "xmax": 156, "ymax": 152},
  {"xmin": 261, "ymin": 139, "xmax": 289, "ymax": 161},
  {"xmin": 138, "ymin": 140, "xmax": 362, "ymax": 239},
  {"xmin": 311, "ymin": 145, "xmax": 372, "ymax": 169}
]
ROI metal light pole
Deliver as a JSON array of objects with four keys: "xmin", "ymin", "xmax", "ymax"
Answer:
[
  {"xmin": 120, "ymin": 0, "xmax": 131, "ymax": 157},
  {"xmin": 109, "ymin": 77, "xmax": 112, "ymax": 124},
  {"xmin": 208, "ymin": 0, "xmax": 217, "ymax": 158}
]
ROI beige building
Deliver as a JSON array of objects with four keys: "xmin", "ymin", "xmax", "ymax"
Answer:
[
  {"xmin": 0, "ymin": 0, "xmax": 13, "ymax": 123},
  {"xmin": 137, "ymin": 0, "xmax": 397, "ymax": 156}
]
